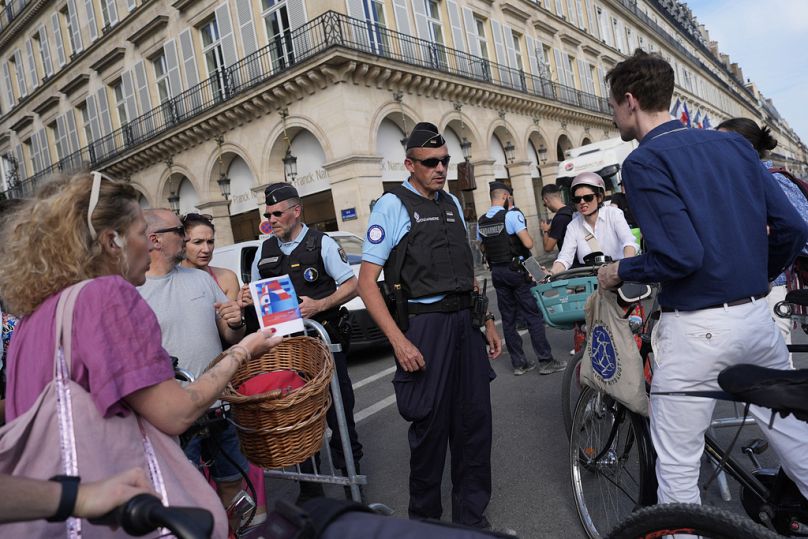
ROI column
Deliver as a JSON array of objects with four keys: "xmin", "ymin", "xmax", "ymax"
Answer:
[
  {"xmin": 322, "ymin": 155, "xmax": 385, "ymax": 237},
  {"xmin": 506, "ymin": 160, "xmax": 540, "ymax": 247},
  {"xmin": 197, "ymin": 199, "xmax": 234, "ymax": 245}
]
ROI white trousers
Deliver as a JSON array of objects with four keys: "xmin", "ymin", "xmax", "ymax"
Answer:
[
  {"xmin": 650, "ymin": 299, "xmax": 808, "ymax": 504},
  {"xmin": 767, "ymin": 285, "xmax": 793, "ymax": 367}
]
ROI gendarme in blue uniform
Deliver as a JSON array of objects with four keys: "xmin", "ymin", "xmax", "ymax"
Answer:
[{"xmin": 362, "ymin": 177, "xmax": 495, "ymax": 527}]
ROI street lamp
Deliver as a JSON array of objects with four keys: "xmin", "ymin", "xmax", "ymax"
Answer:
[
  {"xmin": 460, "ymin": 137, "xmax": 472, "ymax": 161},
  {"xmin": 283, "ymin": 146, "xmax": 298, "ymax": 181},
  {"xmin": 168, "ymin": 192, "xmax": 180, "ymax": 214},
  {"xmin": 538, "ymin": 144, "xmax": 548, "ymax": 164},
  {"xmin": 504, "ymin": 141, "xmax": 515, "ymax": 164},
  {"xmin": 215, "ymin": 136, "xmax": 231, "ymax": 200}
]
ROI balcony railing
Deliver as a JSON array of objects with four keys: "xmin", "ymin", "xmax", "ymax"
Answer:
[
  {"xmin": 0, "ymin": 0, "xmax": 29, "ymax": 35},
  {"xmin": 3, "ymin": 10, "xmax": 608, "ymax": 199}
]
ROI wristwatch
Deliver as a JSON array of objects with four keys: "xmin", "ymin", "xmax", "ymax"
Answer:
[
  {"xmin": 228, "ymin": 315, "xmax": 247, "ymax": 330},
  {"xmin": 47, "ymin": 475, "xmax": 81, "ymax": 522},
  {"xmin": 484, "ymin": 313, "xmax": 496, "ymax": 322}
]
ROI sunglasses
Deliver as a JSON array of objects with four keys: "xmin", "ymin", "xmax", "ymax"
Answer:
[
  {"xmin": 572, "ymin": 194, "xmax": 597, "ymax": 204},
  {"xmin": 182, "ymin": 212, "xmax": 213, "ymax": 224},
  {"xmin": 152, "ymin": 225, "xmax": 186, "ymax": 236},
  {"xmin": 264, "ymin": 204, "xmax": 300, "ymax": 219},
  {"xmin": 410, "ymin": 155, "xmax": 451, "ymax": 168}
]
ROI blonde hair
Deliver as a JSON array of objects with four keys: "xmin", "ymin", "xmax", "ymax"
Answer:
[{"xmin": 0, "ymin": 173, "xmax": 140, "ymax": 316}]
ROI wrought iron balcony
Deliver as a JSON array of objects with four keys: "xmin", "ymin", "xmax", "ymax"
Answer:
[{"xmin": 3, "ymin": 10, "xmax": 609, "ymax": 199}]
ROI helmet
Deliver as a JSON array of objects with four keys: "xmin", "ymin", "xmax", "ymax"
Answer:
[{"xmin": 570, "ymin": 172, "xmax": 606, "ymax": 195}]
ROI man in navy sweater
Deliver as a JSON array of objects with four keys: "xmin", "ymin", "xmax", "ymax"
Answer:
[{"xmin": 598, "ymin": 50, "xmax": 808, "ymax": 505}]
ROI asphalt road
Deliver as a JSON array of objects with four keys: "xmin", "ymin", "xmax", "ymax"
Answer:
[{"xmin": 263, "ymin": 276, "xmax": 808, "ymax": 538}]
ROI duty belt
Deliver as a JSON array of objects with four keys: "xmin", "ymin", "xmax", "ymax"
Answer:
[{"xmin": 407, "ymin": 292, "xmax": 473, "ymax": 316}]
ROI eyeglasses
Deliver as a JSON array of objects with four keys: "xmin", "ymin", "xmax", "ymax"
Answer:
[
  {"xmin": 264, "ymin": 204, "xmax": 300, "ymax": 219},
  {"xmin": 572, "ymin": 194, "xmax": 597, "ymax": 204},
  {"xmin": 152, "ymin": 225, "xmax": 186, "ymax": 236},
  {"xmin": 409, "ymin": 155, "xmax": 451, "ymax": 168},
  {"xmin": 181, "ymin": 213, "xmax": 213, "ymax": 224}
]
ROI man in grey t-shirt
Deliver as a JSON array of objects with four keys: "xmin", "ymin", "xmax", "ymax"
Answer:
[{"xmin": 138, "ymin": 209, "xmax": 249, "ymax": 520}]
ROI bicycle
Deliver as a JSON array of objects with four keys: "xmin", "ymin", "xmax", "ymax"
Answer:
[
  {"xmin": 92, "ymin": 493, "xmax": 214, "ymax": 538},
  {"xmin": 570, "ymin": 290, "xmax": 808, "ymax": 538}
]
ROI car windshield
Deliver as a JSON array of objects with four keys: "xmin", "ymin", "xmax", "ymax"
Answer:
[{"xmin": 331, "ymin": 235, "xmax": 364, "ymax": 265}]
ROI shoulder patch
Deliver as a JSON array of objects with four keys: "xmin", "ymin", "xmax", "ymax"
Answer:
[
  {"xmin": 338, "ymin": 247, "xmax": 348, "ymax": 263},
  {"xmin": 517, "ymin": 213, "xmax": 525, "ymax": 224},
  {"xmin": 367, "ymin": 224, "xmax": 385, "ymax": 244}
]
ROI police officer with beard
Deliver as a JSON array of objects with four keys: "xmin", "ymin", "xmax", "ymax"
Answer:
[
  {"xmin": 245, "ymin": 183, "xmax": 363, "ymax": 502},
  {"xmin": 477, "ymin": 182, "xmax": 561, "ymax": 376},
  {"xmin": 357, "ymin": 122, "xmax": 502, "ymax": 529}
]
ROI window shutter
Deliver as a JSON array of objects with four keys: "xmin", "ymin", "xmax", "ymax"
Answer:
[
  {"xmin": 30, "ymin": 133, "xmax": 41, "ymax": 173},
  {"xmin": 179, "ymin": 29, "xmax": 199, "ymax": 88},
  {"xmin": 56, "ymin": 114, "xmax": 68, "ymax": 159},
  {"xmin": 121, "ymin": 70, "xmax": 138, "ymax": 119},
  {"xmin": 555, "ymin": 0, "xmax": 564, "ymax": 17},
  {"xmin": 96, "ymin": 88, "xmax": 113, "ymax": 135},
  {"xmin": 345, "ymin": 0, "xmax": 371, "ymax": 52},
  {"xmin": 215, "ymin": 3, "xmax": 238, "ymax": 67},
  {"xmin": 86, "ymin": 95, "xmax": 101, "ymax": 142},
  {"xmin": 51, "ymin": 13, "xmax": 66, "ymax": 66},
  {"xmin": 15, "ymin": 144, "xmax": 26, "ymax": 179},
  {"xmin": 586, "ymin": 0, "xmax": 599, "ymax": 39},
  {"xmin": 235, "ymin": 0, "xmax": 257, "ymax": 56},
  {"xmin": 66, "ymin": 110, "xmax": 80, "ymax": 153},
  {"xmin": 526, "ymin": 34, "xmax": 539, "ymax": 93},
  {"xmin": 14, "ymin": 50, "xmax": 27, "ymax": 97},
  {"xmin": 566, "ymin": 0, "xmax": 578, "ymax": 26},
  {"xmin": 38, "ymin": 129, "xmax": 51, "ymax": 169},
  {"xmin": 392, "ymin": 0, "xmax": 411, "ymax": 35},
  {"xmin": 576, "ymin": 0, "xmax": 586, "ymax": 30},
  {"xmin": 2, "ymin": 62, "xmax": 15, "ymax": 107},
  {"xmin": 410, "ymin": 0, "xmax": 429, "ymax": 40},
  {"xmin": 462, "ymin": 7, "xmax": 479, "ymax": 56},
  {"xmin": 127, "ymin": 0, "xmax": 136, "ymax": 11},
  {"xmin": 286, "ymin": 0, "xmax": 308, "ymax": 54},
  {"xmin": 25, "ymin": 40, "xmax": 38, "ymax": 89},
  {"xmin": 84, "ymin": 0, "xmax": 98, "ymax": 41},
  {"xmin": 107, "ymin": 0, "xmax": 119, "ymax": 25},
  {"xmin": 67, "ymin": 0, "xmax": 83, "ymax": 53},
  {"xmin": 446, "ymin": 1, "xmax": 465, "ymax": 52},
  {"xmin": 133, "ymin": 61, "xmax": 151, "ymax": 113},
  {"xmin": 490, "ymin": 19, "xmax": 508, "ymax": 83},
  {"xmin": 503, "ymin": 25, "xmax": 519, "ymax": 88},
  {"xmin": 39, "ymin": 26, "xmax": 54, "ymax": 77}
]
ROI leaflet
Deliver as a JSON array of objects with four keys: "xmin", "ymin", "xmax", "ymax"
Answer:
[{"xmin": 249, "ymin": 274, "xmax": 305, "ymax": 336}]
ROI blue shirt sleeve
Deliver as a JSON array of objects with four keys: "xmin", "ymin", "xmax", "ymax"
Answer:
[
  {"xmin": 321, "ymin": 235, "xmax": 355, "ymax": 285},
  {"xmin": 362, "ymin": 193, "xmax": 411, "ymax": 266},
  {"xmin": 505, "ymin": 210, "xmax": 527, "ymax": 235},
  {"xmin": 250, "ymin": 245, "xmax": 261, "ymax": 282},
  {"xmin": 618, "ymin": 158, "xmax": 705, "ymax": 283}
]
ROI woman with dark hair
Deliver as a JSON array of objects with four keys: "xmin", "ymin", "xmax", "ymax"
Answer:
[
  {"xmin": 0, "ymin": 173, "xmax": 280, "ymax": 536},
  {"xmin": 549, "ymin": 172, "xmax": 638, "ymax": 274},
  {"xmin": 717, "ymin": 118, "xmax": 808, "ymax": 352},
  {"xmin": 180, "ymin": 213, "xmax": 240, "ymax": 300}
]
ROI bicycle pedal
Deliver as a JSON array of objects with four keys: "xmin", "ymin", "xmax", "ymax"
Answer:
[{"xmin": 743, "ymin": 438, "xmax": 769, "ymax": 455}]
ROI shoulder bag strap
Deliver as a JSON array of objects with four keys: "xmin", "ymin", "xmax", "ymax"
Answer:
[{"xmin": 52, "ymin": 280, "xmax": 92, "ymax": 380}]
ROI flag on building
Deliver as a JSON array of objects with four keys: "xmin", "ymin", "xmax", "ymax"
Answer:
[
  {"xmin": 670, "ymin": 98, "xmax": 681, "ymax": 120},
  {"xmin": 702, "ymin": 115, "xmax": 712, "ymax": 130},
  {"xmin": 694, "ymin": 110, "xmax": 702, "ymax": 129},
  {"xmin": 680, "ymin": 102, "xmax": 691, "ymax": 128}
]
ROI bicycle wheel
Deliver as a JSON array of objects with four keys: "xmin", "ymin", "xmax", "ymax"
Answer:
[
  {"xmin": 605, "ymin": 503, "xmax": 782, "ymax": 539},
  {"xmin": 570, "ymin": 386, "xmax": 657, "ymax": 538},
  {"xmin": 562, "ymin": 351, "xmax": 584, "ymax": 439}
]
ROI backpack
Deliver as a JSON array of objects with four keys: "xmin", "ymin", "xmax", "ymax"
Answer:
[{"xmin": 769, "ymin": 167, "xmax": 808, "ymax": 287}]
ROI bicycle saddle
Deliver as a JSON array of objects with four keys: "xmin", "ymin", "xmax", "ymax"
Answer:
[
  {"xmin": 785, "ymin": 289, "xmax": 808, "ymax": 307},
  {"xmin": 718, "ymin": 365, "xmax": 808, "ymax": 422}
]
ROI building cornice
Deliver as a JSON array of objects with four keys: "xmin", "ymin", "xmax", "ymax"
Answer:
[{"xmin": 0, "ymin": 0, "xmax": 50, "ymax": 51}]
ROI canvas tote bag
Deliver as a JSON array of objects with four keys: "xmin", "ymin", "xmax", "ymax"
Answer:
[
  {"xmin": 580, "ymin": 288, "xmax": 649, "ymax": 416},
  {"xmin": 0, "ymin": 280, "xmax": 228, "ymax": 538}
]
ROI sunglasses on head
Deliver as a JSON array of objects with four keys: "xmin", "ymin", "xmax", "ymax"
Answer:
[
  {"xmin": 264, "ymin": 204, "xmax": 300, "ymax": 219},
  {"xmin": 572, "ymin": 194, "xmax": 597, "ymax": 204},
  {"xmin": 181, "ymin": 213, "xmax": 213, "ymax": 224},
  {"xmin": 153, "ymin": 225, "xmax": 186, "ymax": 236},
  {"xmin": 410, "ymin": 155, "xmax": 451, "ymax": 168}
]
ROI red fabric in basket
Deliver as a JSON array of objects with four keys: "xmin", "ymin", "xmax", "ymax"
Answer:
[{"xmin": 237, "ymin": 370, "xmax": 306, "ymax": 397}]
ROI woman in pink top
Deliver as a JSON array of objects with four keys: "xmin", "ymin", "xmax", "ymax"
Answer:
[{"xmin": 0, "ymin": 173, "xmax": 281, "ymax": 536}]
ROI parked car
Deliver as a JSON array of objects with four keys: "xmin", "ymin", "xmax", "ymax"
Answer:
[{"xmin": 211, "ymin": 232, "xmax": 389, "ymax": 354}]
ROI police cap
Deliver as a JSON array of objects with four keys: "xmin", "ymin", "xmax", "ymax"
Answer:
[
  {"xmin": 265, "ymin": 182, "xmax": 298, "ymax": 206},
  {"xmin": 406, "ymin": 122, "xmax": 446, "ymax": 149},
  {"xmin": 489, "ymin": 181, "xmax": 513, "ymax": 195}
]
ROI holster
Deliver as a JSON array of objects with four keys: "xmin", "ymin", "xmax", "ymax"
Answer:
[{"xmin": 378, "ymin": 281, "xmax": 409, "ymax": 332}]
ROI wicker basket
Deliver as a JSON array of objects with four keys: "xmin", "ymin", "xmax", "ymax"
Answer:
[{"xmin": 213, "ymin": 336, "xmax": 334, "ymax": 468}]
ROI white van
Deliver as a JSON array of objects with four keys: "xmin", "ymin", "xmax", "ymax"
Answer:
[
  {"xmin": 556, "ymin": 137, "xmax": 638, "ymax": 196},
  {"xmin": 211, "ymin": 231, "xmax": 389, "ymax": 353}
]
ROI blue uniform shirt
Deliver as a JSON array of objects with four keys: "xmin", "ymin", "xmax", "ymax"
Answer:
[
  {"xmin": 362, "ymin": 179, "xmax": 466, "ymax": 304},
  {"xmin": 475, "ymin": 206, "xmax": 527, "ymax": 241},
  {"xmin": 618, "ymin": 120, "xmax": 808, "ymax": 310},
  {"xmin": 250, "ymin": 224, "xmax": 355, "ymax": 286}
]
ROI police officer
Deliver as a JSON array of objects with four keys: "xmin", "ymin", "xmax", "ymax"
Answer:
[
  {"xmin": 477, "ymin": 182, "xmax": 562, "ymax": 376},
  {"xmin": 245, "ymin": 182, "xmax": 363, "ymax": 502},
  {"xmin": 357, "ymin": 122, "xmax": 502, "ymax": 529}
]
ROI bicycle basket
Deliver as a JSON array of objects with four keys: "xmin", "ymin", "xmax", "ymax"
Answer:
[
  {"xmin": 531, "ymin": 276, "xmax": 598, "ymax": 329},
  {"xmin": 212, "ymin": 336, "xmax": 334, "ymax": 468}
]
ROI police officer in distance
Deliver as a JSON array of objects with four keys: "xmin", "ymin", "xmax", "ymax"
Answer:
[
  {"xmin": 245, "ymin": 182, "xmax": 363, "ymax": 501},
  {"xmin": 357, "ymin": 122, "xmax": 503, "ymax": 529},
  {"xmin": 478, "ymin": 182, "xmax": 561, "ymax": 376}
]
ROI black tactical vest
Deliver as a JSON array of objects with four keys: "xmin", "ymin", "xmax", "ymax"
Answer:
[
  {"xmin": 385, "ymin": 184, "xmax": 474, "ymax": 299},
  {"xmin": 257, "ymin": 228, "xmax": 339, "ymax": 323},
  {"xmin": 478, "ymin": 208, "xmax": 531, "ymax": 265}
]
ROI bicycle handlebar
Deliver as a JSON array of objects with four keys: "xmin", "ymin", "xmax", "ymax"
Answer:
[{"xmin": 90, "ymin": 494, "xmax": 214, "ymax": 539}]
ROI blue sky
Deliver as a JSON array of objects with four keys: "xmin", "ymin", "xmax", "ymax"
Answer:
[{"xmin": 685, "ymin": 0, "xmax": 808, "ymax": 143}]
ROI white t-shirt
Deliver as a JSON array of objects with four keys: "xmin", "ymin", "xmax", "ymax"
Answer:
[
  {"xmin": 555, "ymin": 205, "xmax": 639, "ymax": 269},
  {"xmin": 138, "ymin": 266, "xmax": 228, "ymax": 379}
]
